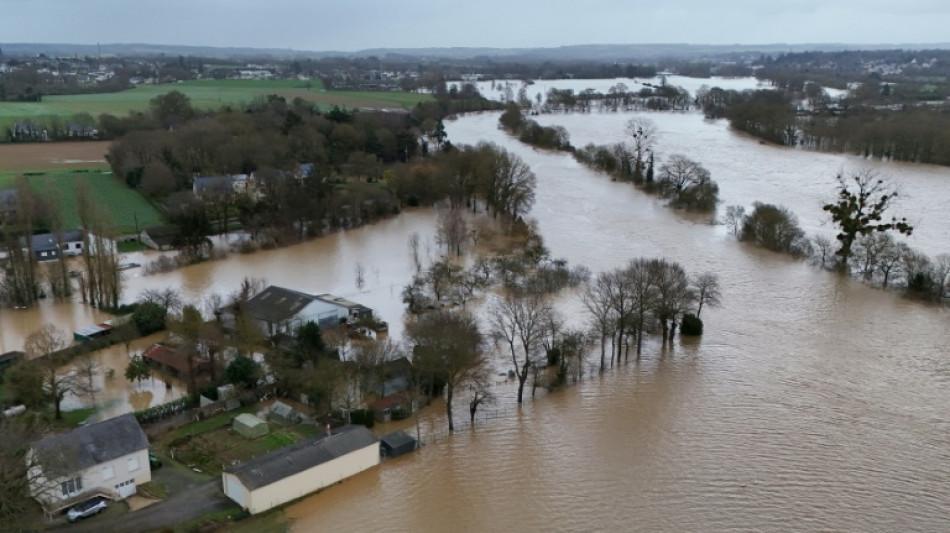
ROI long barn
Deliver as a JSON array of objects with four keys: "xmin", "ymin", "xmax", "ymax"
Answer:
[{"xmin": 222, "ymin": 425, "xmax": 379, "ymax": 514}]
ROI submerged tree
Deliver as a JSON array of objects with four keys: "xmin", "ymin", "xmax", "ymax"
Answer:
[
  {"xmin": 822, "ymin": 171, "xmax": 913, "ymax": 273},
  {"xmin": 407, "ymin": 310, "xmax": 485, "ymax": 432}
]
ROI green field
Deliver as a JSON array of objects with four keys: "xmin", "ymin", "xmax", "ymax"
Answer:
[
  {"xmin": 0, "ymin": 170, "xmax": 164, "ymax": 234},
  {"xmin": 0, "ymin": 79, "xmax": 432, "ymax": 120}
]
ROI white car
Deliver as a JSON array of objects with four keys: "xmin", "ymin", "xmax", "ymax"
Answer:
[{"xmin": 66, "ymin": 497, "xmax": 107, "ymax": 522}]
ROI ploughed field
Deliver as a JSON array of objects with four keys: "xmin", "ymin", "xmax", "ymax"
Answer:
[{"xmin": 0, "ymin": 140, "xmax": 110, "ymax": 172}]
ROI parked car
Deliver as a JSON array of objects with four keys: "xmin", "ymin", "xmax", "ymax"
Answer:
[
  {"xmin": 149, "ymin": 451, "xmax": 163, "ymax": 470},
  {"xmin": 66, "ymin": 497, "xmax": 107, "ymax": 522}
]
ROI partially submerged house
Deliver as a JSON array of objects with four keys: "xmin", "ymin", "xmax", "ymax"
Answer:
[
  {"xmin": 222, "ymin": 425, "xmax": 379, "ymax": 515},
  {"xmin": 223, "ymin": 285, "xmax": 374, "ymax": 338},
  {"xmin": 141, "ymin": 343, "xmax": 208, "ymax": 379},
  {"xmin": 28, "ymin": 414, "xmax": 151, "ymax": 514},
  {"xmin": 28, "ymin": 230, "xmax": 84, "ymax": 262}
]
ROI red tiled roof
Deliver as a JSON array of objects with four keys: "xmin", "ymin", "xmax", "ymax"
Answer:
[{"xmin": 143, "ymin": 344, "xmax": 201, "ymax": 374}]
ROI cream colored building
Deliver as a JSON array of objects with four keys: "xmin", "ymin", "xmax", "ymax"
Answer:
[
  {"xmin": 28, "ymin": 413, "xmax": 151, "ymax": 514},
  {"xmin": 222, "ymin": 425, "xmax": 379, "ymax": 514}
]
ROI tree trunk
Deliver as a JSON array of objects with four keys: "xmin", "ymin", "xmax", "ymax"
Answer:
[
  {"xmin": 599, "ymin": 332, "xmax": 606, "ymax": 372},
  {"xmin": 446, "ymin": 382, "xmax": 455, "ymax": 432}
]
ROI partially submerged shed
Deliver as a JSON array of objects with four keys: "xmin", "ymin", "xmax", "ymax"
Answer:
[
  {"xmin": 233, "ymin": 414, "xmax": 269, "ymax": 439},
  {"xmin": 380, "ymin": 430, "xmax": 417, "ymax": 458}
]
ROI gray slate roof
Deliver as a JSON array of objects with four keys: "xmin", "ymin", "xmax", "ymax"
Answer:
[
  {"xmin": 225, "ymin": 425, "xmax": 378, "ymax": 490},
  {"xmin": 245, "ymin": 285, "xmax": 318, "ymax": 324},
  {"xmin": 29, "ymin": 230, "xmax": 84, "ymax": 252},
  {"xmin": 32, "ymin": 413, "xmax": 148, "ymax": 472}
]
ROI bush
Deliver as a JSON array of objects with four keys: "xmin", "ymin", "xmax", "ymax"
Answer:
[
  {"xmin": 740, "ymin": 202, "xmax": 807, "ymax": 255},
  {"xmin": 348, "ymin": 408, "xmax": 375, "ymax": 428},
  {"xmin": 132, "ymin": 301, "xmax": 167, "ymax": 335},
  {"xmin": 681, "ymin": 313, "xmax": 704, "ymax": 336}
]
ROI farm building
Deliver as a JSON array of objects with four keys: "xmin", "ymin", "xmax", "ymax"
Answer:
[
  {"xmin": 233, "ymin": 414, "xmax": 269, "ymax": 439},
  {"xmin": 73, "ymin": 324, "xmax": 113, "ymax": 342},
  {"xmin": 380, "ymin": 430, "xmax": 417, "ymax": 458},
  {"xmin": 222, "ymin": 425, "xmax": 379, "ymax": 514}
]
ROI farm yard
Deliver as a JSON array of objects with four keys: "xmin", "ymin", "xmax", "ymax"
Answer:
[{"xmin": 0, "ymin": 79, "xmax": 432, "ymax": 121}]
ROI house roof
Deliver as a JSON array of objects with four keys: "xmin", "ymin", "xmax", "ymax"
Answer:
[
  {"xmin": 142, "ymin": 343, "xmax": 199, "ymax": 374},
  {"xmin": 32, "ymin": 413, "xmax": 148, "ymax": 473},
  {"xmin": 245, "ymin": 286, "xmax": 318, "ymax": 324},
  {"xmin": 225, "ymin": 425, "xmax": 378, "ymax": 490},
  {"xmin": 28, "ymin": 230, "xmax": 84, "ymax": 252},
  {"xmin": 193, "ymin": 175, "xmax": 236, "ymax": 195}
]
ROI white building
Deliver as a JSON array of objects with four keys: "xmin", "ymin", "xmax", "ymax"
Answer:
[
  {"xmin": 28, "ymin": 414, "xmax": 151, "ymax": 514},
  {"xmin": 222, "ymin": 425, "xmax": 379, "ymax": 514},
  {"xmin": 229, "ymin": 285, "xmax": 373, "ymax": 337}
]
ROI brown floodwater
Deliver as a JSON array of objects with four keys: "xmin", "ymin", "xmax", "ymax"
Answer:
[{"xmin": 2, "ymin": 80, "xmax": 949, "ymax": 530}]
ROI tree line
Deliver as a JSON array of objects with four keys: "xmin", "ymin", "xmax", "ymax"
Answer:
[{"xmin": 723, "ymin": 171, "xmax": 947, "ymax": 301}]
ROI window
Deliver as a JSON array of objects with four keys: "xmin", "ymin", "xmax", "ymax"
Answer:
[
  {"xmin": 40, "ymin": 251, "xmax": 48, "ymax": 258},
  {"xmin": 128, "ymin": 456, "xmax": 140, "ymax": 472},
  {"xmin": 60, "ymin": 476, "xmax": 83, "ymax": 498},
  {"xmin": 102, "ymin": 465, "xmax": 115, "ymax": 481}
]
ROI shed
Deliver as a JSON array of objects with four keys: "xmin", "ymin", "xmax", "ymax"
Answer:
[
  {"xmin": 268, "ymin": 401, "xmax": 301, "ymax": 425},
  {"xmin": 222, "ymin": 425, "xmax": 379, "ymax": 515},
  {"xmin": 233, "ymin": 414, "xmax": 269, "ymax": 439},
  {"xmin": 380, "ymin": 430, "xmax": 417, "ymax": 458},
  {"xmin": 74, "ymin": 324, "xmax": 112, "ymax": 342}
]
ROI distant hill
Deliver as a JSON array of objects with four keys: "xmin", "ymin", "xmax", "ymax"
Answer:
[{"xmin": 3, "ymin": 42, "xmax": 950, "ymax": 61}]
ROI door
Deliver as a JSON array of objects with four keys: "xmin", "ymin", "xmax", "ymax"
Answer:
[{"xmin": 116, "ymin": 479, "xmax": 136, "ymax": 499}]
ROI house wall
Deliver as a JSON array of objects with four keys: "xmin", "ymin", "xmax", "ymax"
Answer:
[
  {"xmin": 30, "ymin": 448, "xmax": 151, "ymax": 506},
  {"xmin": 298, "ymin": 300, "xmax": 348, "ymax": 328},
  {"xmin": 223, "ymin": 472, "xmax": 248, "ymax": 509},
  {"xmin": 242, "ymin": 442, "xmax": 379, "ymax": 514}
]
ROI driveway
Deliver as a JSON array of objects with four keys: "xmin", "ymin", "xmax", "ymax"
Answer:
[{"xmin": 50, "ymin": 458, "xmax": 235, "ymax": 533}]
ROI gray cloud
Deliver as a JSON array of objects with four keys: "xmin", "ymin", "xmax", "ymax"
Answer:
[{"xmin": 1, "ymin": 0, "xmax": 948, "ymax": 51}]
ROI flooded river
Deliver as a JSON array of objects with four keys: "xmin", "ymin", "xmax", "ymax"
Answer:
[{"xmin": 2, "ymin": 78, "xmax": 949, "ymax": 530}]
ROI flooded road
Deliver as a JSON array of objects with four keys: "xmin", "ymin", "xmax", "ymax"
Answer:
[{"xmin": 1, "ymin": 78, "xmax": 949, "ymax": 530}]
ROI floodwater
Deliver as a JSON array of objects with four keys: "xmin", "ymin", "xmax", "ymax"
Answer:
[{"xmin": 2, "ymin": 78, "xmax": 949, "ymax": 530}]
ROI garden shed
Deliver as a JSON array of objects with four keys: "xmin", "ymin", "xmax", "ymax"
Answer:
[
  {"xmin": 269, "ymin": 401, "xmax": 301, "ymax": 425},
  {"xmin": 233, "ymin": 414, "xmax": 269, "ymax": 439},
  {"xmin": 380, "ymin": 430, "xmax": 417, "ymax": 458}
]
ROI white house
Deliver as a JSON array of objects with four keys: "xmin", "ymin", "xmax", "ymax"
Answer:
[
  {"xmin": 222, "ymin": 425, "xmax": 379, "ymax": 515},
  {"xmin": 28, "ymin": 414, "xmax": 151, "ymax": 514},
  {"xmin": 229, "ymin": 285, "xmax": 373, "ymax": 337}
]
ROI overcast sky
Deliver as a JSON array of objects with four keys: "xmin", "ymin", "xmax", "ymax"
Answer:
[{"xmin": 3, "ymin": 0, "xmax": 949, "ymax": 51}]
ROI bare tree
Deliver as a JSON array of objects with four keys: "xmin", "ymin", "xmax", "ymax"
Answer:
[
  {"xmin": 353, "ymin": 338, "xmax": 400, "ymax": 398},
  {"xmin": 723, "ymin": 205, "xmax": 746, "ymax": 238},
  {"xmin": 436, "ymin": 206, "xmax": 469, "ymax": 256},
  {"xmin": 624, "ymin": 117, "xmax": 658, "ymax": 182},
  {"xmin": 407, "ymin": 232, "xmax": 422, "ymax": 274},
  {"xmin": 407, "ymin": 310, "xmax": 485, "ymax": 432},
  {"xmin": 647, "ymin": 259, "xmax": 694, "ymax": 342},
  {"xmin": 691, "ymin": 272, "xmax": 722, "ymax": 319},
  {"xmin": 490, "ymin": 293, "xmax": 553, "ymax": 404},
  {"xmin": 24, "ymin": 325, "xmax": 81, "ymax": 420},
  {"xmin": 468, "ymin": 368, "xmax": 495, "ymax": 424},
  {"xmin": 140, "ymin": 287, "xmax": 183, "ymax": 315},
  {"xmin": 582, "ymin": 272, "xmax": 615, "ymax": 372}
]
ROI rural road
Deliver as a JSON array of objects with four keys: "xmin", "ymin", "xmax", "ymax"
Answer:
[{"xmin": 51, "ymin": 477, "xmax": 234, "ymax": 533}]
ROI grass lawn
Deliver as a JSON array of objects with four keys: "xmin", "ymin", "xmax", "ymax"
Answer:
[
  {"xmin": 156, "ymin": 406, "xmax": 317, "ymax": 478},
  {"xmin": 0, "ymin": 170, "xmax": 165, "ymax": 234},
  {"xmin": 54, "ymin": 406, "xmax": 97, "ymax": 429},
  {"xmin": 0, "ymin": 78, "xmax": 431, "ymax": 121}
]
